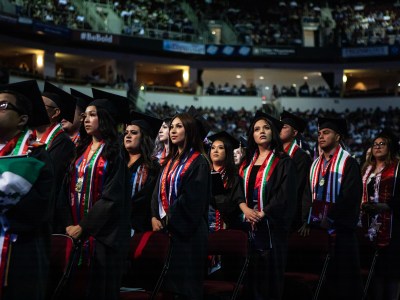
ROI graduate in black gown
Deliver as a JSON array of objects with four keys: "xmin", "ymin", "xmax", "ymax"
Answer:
[
  {"xmin": 124, "ymin": 111, "xmax": 162, "ymax": 233},
  {"xmin": 38, "ymin": 82, "xmax": 76, "ymax": 192},
  {"xmin": 306, "ymin": 117, "xmax": 362, "ymax": 300},
  {"xmin": 58, "ymin": 92, "xmax": 131, "ymax": 300},
  {"xmin": 151, "ymin": 111, "xmax": 211, "ymax": 300},
  {"xmin": 239, "ymin": 111, "xmax": 297, "ymax": 300},
  {"xmin": 208, "ymin": 131, "xmax": 245, "ymax": 230},
  {"xmin": 0, "ymin": 80, "xmax": 54, "ymax": 300},
  {"xmin": 279, "ymin": 110, "xmax": 312, "ymax": 231}
]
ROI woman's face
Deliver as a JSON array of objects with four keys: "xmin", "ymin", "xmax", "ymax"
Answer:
[
  {"xmin": 158, "ymin": 121, "xmax": 169, "ymax": 143},
  {"xmin": 233, "ymin": 147, "xmax": 243, "ymax": 165},
  {"xmin": 210, "ymin": 140, "xmax": 226, "ymax": 165},
  {"xmin": 253, "ymin": 119, "xmax": 272, "ymax": 147},
  {"xmin": 124, "ymin": 124, "xmax": 142, "ymax": 153},
  {"xmin": 83, "ymin": 105, "xmax": 100, "ymax": 137},
  {"xmin": 170, "ymin": 117, "xmax": 185, "ymax": 148},
  {"xmin": 372, "ymin": 137, "xmax": 389, "ymax": 161}
]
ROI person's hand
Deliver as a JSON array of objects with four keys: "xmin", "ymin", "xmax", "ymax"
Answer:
[
  {"xmin": 66, "ymin": 225, "xmax": 83, "ymax": 239},
  {"xmin": 243, "ymin": 207, "xmax": 261, "ymax": 223},
  {"xmin": 256, "ymin": 210, "xmax": 266, "ymax": 219},
  {"xmin": 151, "ymin": 217, "xmax": 163, "ymax": 231},
  {"xmin": 298, "ymin": 222, "xmax": 310, "ymax": 237}
]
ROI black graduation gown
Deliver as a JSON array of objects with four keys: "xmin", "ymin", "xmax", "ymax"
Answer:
[
  {"xmin": 58, "ymin": 152, "xmax": 131, "ymax": 300},
  {"xmin": 211, "ymin": 174, "xmax": 245, "ymax": 229},
  {"xmin": 290, "ymin": 147, "xmax": 312, "ymax": 230},
  {"xmin": 47, "ymin": 132, "xmax": 75, "ymax": 189},
  {"xmin": 3, "ymin": 146, "xmax": 54, "ymax": 300},
  {"xmin": 304, "ymin": 156, "xmax": 363, "ymax": 300},
  {"xmin": 240, "ymin": 154, "xmax": 297, "ymax": 300},
  {"xmin": 129, "ymin": 157, "xmax": 160, "ymax": 233},
  {"xmin": 151, "ymin": 155, "xmax": 211, "ymax": 300}
]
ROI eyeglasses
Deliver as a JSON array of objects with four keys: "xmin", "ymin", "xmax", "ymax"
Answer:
[
  {"xmin": 0, "ymin": 101, "xmax": 22, "ymax": 114},
  {"xmin": 373, "ymin": 142, "xmax": 387, "ymax": 148}
]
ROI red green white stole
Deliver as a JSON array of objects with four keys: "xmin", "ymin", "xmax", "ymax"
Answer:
[
  {"xmin": 70, "ymin": 142, "xmax": 106, "ymax": 225},
  {"xmin": 158, "ymin": 150, "xmax": 200, "ymax": 218},
  {"xmin": 243, "ymin": 150, "xmax": 280, "ymax": 213},
  {"xmin": 0, "ymin": 130, "xmax": 35, "ymax": 294},
  {"xmin": 36, "ymin": 123, "xmax": 64, "ymax": 150},
  {"xmin": 284, "ymin": 140, "xmax": 299, "ymax": 158},
  {"xmin": 308, "ymin": 146, "xmax": 349, "ymax": 224},
  {"xmin": 71, "ymin": 133, "xmax": 80, "ymax": 147},
  {"xmin": 0, "ymin": 130, "xmax": 31, "ymax": 157}
]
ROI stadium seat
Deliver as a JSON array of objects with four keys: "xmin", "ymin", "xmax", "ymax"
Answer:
[
  {"xmin": 203, "ymin": 229, "xmax": 250, "ymax": 300},
  {"xmin": 120, "ymin": 231, "xmax": 172, "ymax": 300},
  {"xmin": 284, "ymin": 228, "xmax": 333, "ymax": 300}
]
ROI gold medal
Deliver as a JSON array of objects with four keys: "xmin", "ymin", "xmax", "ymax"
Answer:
[
  {"xmin": 75, "ymin": 178, "xmax": 83, "ymax": 192},
  {"xmin": 319, "ymin": 178, "xmax": 325, "ymax": 186}
]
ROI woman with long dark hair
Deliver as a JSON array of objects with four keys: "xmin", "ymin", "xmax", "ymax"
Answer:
[
  {"xmin": 239, "ymin": 111, "xmax": 296, "ymax": 300},
  {"xmin": 361, "ymin": 129, "xmax": 400, "ymax": 300},
  {"xmin": 58, "ymin": 96, "xmax": 131, "ymax": 300},
  {"xmin": 153, "ymin": 117, "xmax": 171, "ymax": 165},
  {"xmin": 151, "ymin": 111, "xmax": 211, "ymax": 300},
  {"xmin": 124, "ymin": 111, "xmax": 161, "ymax": 233},
  {"xmin": 208, "ymin": 131, "xmax": 245, "ymax": 230}
]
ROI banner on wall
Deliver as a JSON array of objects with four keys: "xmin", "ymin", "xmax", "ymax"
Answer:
[
  {"xmin": 205, "ymin": 45, "xmax": 252, "ymax": 56},
  {"xmin": 341, "ymin": 46, "xmax": 388, "ymax": 58},
  {"xmin": 253, "ymin": 47, "xmax": 296, "ymax": 56},
  {"xmin": 163, "ymin": 40, "xmax": 205, "ymax": 55},
  {"xmin": 33, "ymin": 21, "xmax": 71, "ymax": 37},
  {"xmin": 72, "ymin": 31, "xmax": 120, "ymax": 44}
]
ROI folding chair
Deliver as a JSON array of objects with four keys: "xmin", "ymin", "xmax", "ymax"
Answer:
[
  {"xmin": 284, "ymin": 228, "xmax": 332, "ymax": 300},
  {"xmin": 203, "ymin": 229, "xmax": 250, "ymax": 300},
  {"xmin": 47, "ymin": 234, "xmax": 81, "ymax": 300},
  {"xmin": 120, "ymin": 231, "xmax": 172, "ymax": 300}
]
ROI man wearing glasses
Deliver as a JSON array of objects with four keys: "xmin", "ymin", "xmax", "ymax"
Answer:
[{"xmin": 0, "ymin": 80, "xmax": 54, "ymax": 299}]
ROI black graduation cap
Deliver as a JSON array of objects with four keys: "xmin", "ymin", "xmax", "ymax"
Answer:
[
  {"xmin": 187, "ymin": 106, "xmax": 212, "ymax": 140},
  {"xmin": 239, "ymin": 136, "xmax": 248, "ymax": 148},
  {"xmin": 91, "ymin": 88, "xmax": 130, "ymax": 124},
  {"xmin": 280, "ymin": 110, "xmax": 307, "ymax": 133},
  {"xmin": 129, "ymin": 110, "xmax": 163, "ymax": 139},
  {"xmin": 42, "ymin": 81, "xmax": 76, "ymax": 123},
  {"xmin": 0, "ymin": 80, "xmax": 49, "ymax": 127},
  {"xmin": 252, "ymin": 111, "xmax": 284, "ymax": 132},
  {"xmin": 208, "ymin": 131, "xmax": 240, "ymax": 149},
  {"xmin": 318, "ymin": 117, "xmax": 347, "ymax": 136},
  {"xmin": 70, "ymin": 88, "xmax": 92, "ymax": 111}
]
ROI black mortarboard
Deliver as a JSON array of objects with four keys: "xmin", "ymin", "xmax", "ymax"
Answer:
[
  {"xmin": 280, "ymin": 110, "xmax": 307, "ymax": 133},
  {"xmin": 0, "ymin": 80, "xmax": 49, "ymax": 127},
  {"xmin": 239, "ymin": 136, "xmax": 248, "ymax": 148},
  {"xmin": 252, "ymin": 111, "xmax": 284, "ymax": 132},
  {"xmin": 70, "ymin": 88, "xmax": 92, "ymax": 111},
  {"xmin": 208, "ymin": 131, "xmax": 240, "ymax": 149},
  {"xmin": 129, "ymin": 110, "xmax": 163, "ymax": 139},
  {"xmin": 91, "ymin": 88, "xmax": 130, "ymax": 124},
  {"xmin": 375, "ymin": 128, "xmax": 399, "ymax": 156},
  {"xmin": 318, "ymin": 117, "xmax": 347, "ymax": 136},
  {"xmin": 187, "ymin": 106, "xmax": 212, "ymax": 140},
  {"xmin": 42, "ymin": 81, "xmax": 76, "ymax": 123}
]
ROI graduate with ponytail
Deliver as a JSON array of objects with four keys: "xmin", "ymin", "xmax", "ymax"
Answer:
[{"xmin": 151, "ymin": 109, "xmax": 211, "ymax": 300}]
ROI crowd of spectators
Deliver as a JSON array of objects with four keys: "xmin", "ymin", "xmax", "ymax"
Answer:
[
  {"xmin": 204, "ymin": 81, "xmax": 340, "ymax": 98},
  {"xmin": 332, "ymin": 2, "xmax": 400, "ymax": 47},
  {"xmin": 113, "ymin": 0, "xmax": 195, "ymax": 41},
  {"xmin": 12, "ymin": 0, "xmax": 90, "ymax": 29},
  {"xmin": 145, "ymin": 101, "xmax": 400, "ymax": 162}
]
